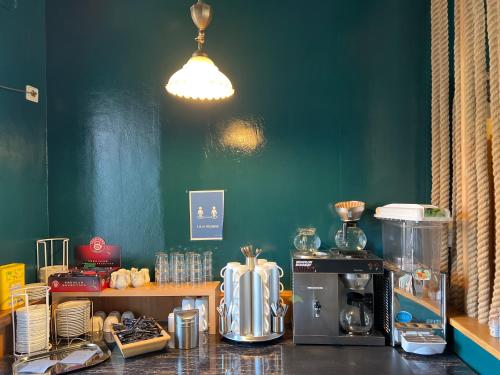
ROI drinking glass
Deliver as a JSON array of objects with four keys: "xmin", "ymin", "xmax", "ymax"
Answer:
[
  {"xmin": 155, "ymin": 252, "xmax": 169, "ymax": 285},
  {"xmin": 203, "ymin": 251, "xmax": 213, "ymax": 282},
  {"xmin": 189, "ymin": 253, "xmax": 203, "ymax": 284},
  {"xmin": 184, "ymin": 251, "xmax": 196, "ymax": 283},
  {"xmin": 171, "ymin": 252, "xmax": 186, "ymax": 284}
]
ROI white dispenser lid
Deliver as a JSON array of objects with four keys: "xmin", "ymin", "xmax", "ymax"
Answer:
[{"xmin": 374, "ymin": 204, "xmax": 451, "ymax": 222}]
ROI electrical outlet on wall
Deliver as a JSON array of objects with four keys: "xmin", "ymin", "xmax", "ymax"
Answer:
[{"xmin": 25, "ymin": 85, "xmax": 39, "ymax": 103}]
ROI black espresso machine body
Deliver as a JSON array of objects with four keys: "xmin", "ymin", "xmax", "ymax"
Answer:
[{"xmin": 292, "ymin": 250, "xmax": 385, "ymax": 345}]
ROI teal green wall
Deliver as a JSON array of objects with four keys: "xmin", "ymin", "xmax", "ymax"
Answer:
[
  {"xmin": 46, "ymin": 0, "xmax": 431, "ymax": 287},
  {"xmin": 0, "ymin": 0, "xmax": 48, "ymax": 282},
  {"xmin": 452, "ymin": 328, "xmax": 500, "ymax": 374}
]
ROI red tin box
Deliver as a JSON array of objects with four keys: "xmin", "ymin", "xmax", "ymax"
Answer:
[
  {"xmin": 74, "ymin": 237, "xmax": 121, "ymax": 268},
  {"xmin": 48, "ymin": 268, "xmax": 112, "ymax": 292}
]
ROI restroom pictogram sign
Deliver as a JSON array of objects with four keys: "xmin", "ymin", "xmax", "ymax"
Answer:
[{"xmin": 189, "ymin": 190, "xmax": 224, "ymax": 240}]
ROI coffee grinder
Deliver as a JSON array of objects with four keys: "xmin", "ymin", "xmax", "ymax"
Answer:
[{"xmin": 292, "ymin": 201, "xmax": 385, "ymax": 345}]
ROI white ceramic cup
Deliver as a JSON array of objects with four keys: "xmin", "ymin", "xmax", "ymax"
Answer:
[
  {"xmin": 103, "ymin": 316, "xmax": 119, "ymax": 333},
  {"xmin": 255, "ymin": 265, "xmax": 271, "ymax": 334},
  {"xmin": 108, "ymin": 311, "xmax": 121, "ymax": 321},
  {"xmin": 121, "ymin": 311, "xmax": 135, "ymax": 322},
  {"xmin": 195, "ymin": 297, "xmax": 209, "ymax": 332},
  {"xmin": 220, "ymin": 262, "xmax": 241, "ymax": 278},
  {"xmin": 264, "ymin": 261, "xmax": 284, "ymax": 277},
  {"xmin": 168, "ymin": 312, "xmax": 175, "ymax": 332},
  {"xmin": 90, "ymin": 316, "xmax": 104, "ymax": 332},
  {"xmin": 140, "ymin": 268, "xmax": 150, "ymax": 283},
  {"xmin": 182, "ymin": 297, "xmax": 195, "ymax": 310},
  {"xmin": 94, "ymin": 311, "xmax": 107, "ymax": 321}
]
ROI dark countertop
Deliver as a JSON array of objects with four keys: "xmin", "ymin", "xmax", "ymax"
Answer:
[{"xmin": 1, "ymin": 334, "xmax": 474, "ymax": 375}]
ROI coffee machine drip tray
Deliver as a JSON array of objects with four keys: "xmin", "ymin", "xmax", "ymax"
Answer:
[
  {"xmin": 292, "ymin": 249, "xmax": 383, "ymax": 274},
  {"xmin": 293, "ymin": 332, "xmax": 386, "ymax": 346}
]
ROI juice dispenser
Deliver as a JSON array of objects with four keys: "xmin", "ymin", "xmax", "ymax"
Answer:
[
  {"xmin": 375, "ymin": 204, "xmax": 451, "ymax": 355},
  {"xmin": 375, "ymin": 203, "xmax": 450, "ymax": 277}
]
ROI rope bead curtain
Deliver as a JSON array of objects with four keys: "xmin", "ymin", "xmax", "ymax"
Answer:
[{"xmin": 432, "ymin": 0, "xmax": 498, "ymax": 324}]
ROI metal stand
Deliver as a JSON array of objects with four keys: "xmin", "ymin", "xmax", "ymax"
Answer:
[
  {"xmin": 36, "ymin": 238, "xmax": 69, "ymax": 284},
  {"xmin": 219, "ymin": 247, "xmax": 286, "ymax": 343},
  {"xmin": 52, "ymin": 298, "xmax": 94, "ymax": 347},
  {"xmin": 221, "ymin": 328, "xmax": 284, "ymax": 343}
]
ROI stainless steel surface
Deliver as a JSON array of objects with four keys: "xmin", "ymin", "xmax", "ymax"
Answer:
[
  {"xmin": 272, "ymin": 316, "xmax": 284, "ymax": 334},
  {"xmin": 293, "ymin": 272, "xmax": 338, "ymax": 339},
  {"xmin": 239, "ymin": 271, "xmax": 252, "ymax": 336},
  {"xmin": 219, "ymin": 315, "xmax": 228, "ymax": 335},
  {"xmin": 268, "ymin": 267, "xmax": 280, "ymax": 308},
  {"xmin": 441, "ymin": 273, "xmax": 447, "ymax": 339},
  {"xmin": 223, "ymin": 266, "xmax": 234, "ymax": 320},
  {"xmin": 174, "ymin": 310, "xmax": 199, "ymax": 349},
  {"xmin": 216, "ymin": 305, "xmax": 229, "ymax": 335},
  {"xmin": 222, "ymin": 250, "xmax": 284, "ymax": 343},
  {"xmin": 292, "ymin": 249, "xmax": 382, "ymax": 262},
  {"xmin": 221, "ymin": 331, "xmax": 284, "ymax": 343},
  {"xmin": 12, "ymin": 341, "xmax": 110, "ymax": 375},
  {"xmin": 340, "ymin": 273, "xmax": 372, "ymax": 290},
  {"xmin": 246, "ymin": 256, "xmax": 256, "ymax": 271},
  {"xmin": 251, "ymin": 271, "xmax": 264, "ymax": 336},
  {"xmin": 334, "ymin": 201, "xmax": 365, "ymax": 222}
]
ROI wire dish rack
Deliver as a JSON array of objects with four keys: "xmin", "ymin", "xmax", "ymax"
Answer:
[
  {"xmin": 11, "ymin": 285, "xmax": 52, "ymax": 357},
  {"xmin": 36, "ymin": 238, "xmax": 69, "ymax": 284},
  {"xmin": 52, "ymin": 298, "xmax": 94, "ymax": 347}
]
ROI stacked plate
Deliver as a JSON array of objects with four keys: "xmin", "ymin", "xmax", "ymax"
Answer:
[
  {"xmin": 38, "ymin": 265, "xmax": 67, "ymax": 283},
  {"xmin": 24, "ymin": 284, "xmax": 48, "ymax": 303},
  {"xmin": 15, "ymin": 304, "xmax": 49, "ymax": 354},
  {"xmin": 56, "ymin": 300, "xmax": 91, "ymax": 338}
]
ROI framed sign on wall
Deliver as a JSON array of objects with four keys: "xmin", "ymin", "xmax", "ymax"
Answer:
[{"xmin": 189, "ymin": 190, "xmax": 224, "ymax": 241}]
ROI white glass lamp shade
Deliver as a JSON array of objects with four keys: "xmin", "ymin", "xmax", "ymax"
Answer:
[{"xmin": 166, "ymin": 55, "xmax": 234, "ymax": 100}]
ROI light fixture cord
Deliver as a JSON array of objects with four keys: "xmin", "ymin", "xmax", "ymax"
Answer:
[
  {"xmin": 0, "ymin": 84, "xmax": 26, "ymax": 94},
  {"xmin": 0, "ymin": 84, "xmax": 36, "ymax": 97}
]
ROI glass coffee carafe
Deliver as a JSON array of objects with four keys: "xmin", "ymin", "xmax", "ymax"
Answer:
[
  {"xmin": 332, "ymin": 201, "xmax": 367, "ymax": 252},
  {"xmin": 340, "ymin": 292, "xmax": 373, "ymax": 335},
  {"xmin": 293, "ymin": 227, "xmax": 321, "ymax": 254}
]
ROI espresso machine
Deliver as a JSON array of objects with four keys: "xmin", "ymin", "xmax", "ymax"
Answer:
[{"xmin": 292, "ymin": 201, "xmax": 385, "ymax": 345}]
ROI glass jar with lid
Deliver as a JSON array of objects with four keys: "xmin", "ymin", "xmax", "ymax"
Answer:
[{"xmin": 293, "ymin": 227, "xmax": 321, "ymax": 254}]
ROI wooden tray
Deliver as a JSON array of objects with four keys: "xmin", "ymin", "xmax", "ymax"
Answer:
[{"xmin": 112, "ymin": 324, "xmax": 170, "ymax": 358}]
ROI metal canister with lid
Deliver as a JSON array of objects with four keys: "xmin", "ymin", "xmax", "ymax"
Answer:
[{"xmin": 174, "ymin": 309, "xmax": 199, "ymax": 349}]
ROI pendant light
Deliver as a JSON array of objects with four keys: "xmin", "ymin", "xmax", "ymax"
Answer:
[{"xmin": 166, "ymin": 0, "xmax": 234, "ymax": 101}]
